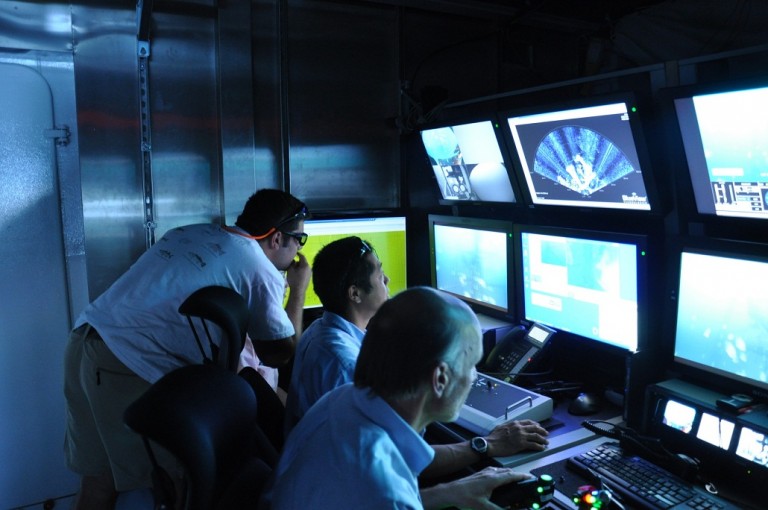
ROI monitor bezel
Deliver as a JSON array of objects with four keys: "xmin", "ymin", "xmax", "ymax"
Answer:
[
  {"xmin": 660, "ymin": 77, "xmax": 768, "ymax": 234},
  {"xmin": 427, "ymin": 214, "xmax": 516, "ymax": 321},
  {"xmin": 513, "ymin": 222, "xmax": 650, "ymax": 354},
  {"xmin": 301, "ymin": 212, "xmax": 409, "ymax": 310},
  {"xmin": 417, "ymin": 114, "xmax": 524, "ymax": 208},
  {"xmin": 500, "ymin": 91, "xmax": 662, "ymax": 215},
  {"xmin": 666, "ymin": 235, "xmax": 768, "ymax": 398}
]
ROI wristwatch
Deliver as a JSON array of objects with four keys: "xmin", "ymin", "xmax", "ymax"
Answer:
[{"xmin": 470, "ymin": 436, "xmax": 489, "ymax": 457}]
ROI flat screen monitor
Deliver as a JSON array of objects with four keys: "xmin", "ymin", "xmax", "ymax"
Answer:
[
  {"xmin": 419, "ymin": 119, "xmax": 518, "ymax": 204},
  {"xmin": 505, "ymin": 98, "xmax": 654, "ymax": 211},
  {"xmin": 672, "ymin": 241, "xmax": 768, "ymax": 393},
  {"xmin": 301, "ymin": 216, "xmax": 407, "ymax": 309},
  {"xmin": 673, "ymin": 84, "xmax": 768, "ymax": 220},
  {"xmin": 518, "ymin": 226, "xmax": 646, "ymax": 351},
  {"xmin": 428, "ymin": 214, "xmax": 514, "ymax": 318}
]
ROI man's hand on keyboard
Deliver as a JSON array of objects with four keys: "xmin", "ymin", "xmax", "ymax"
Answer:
[{"xmin": 486, "ymin": 419, "xmax": 549, "ymax": 457}]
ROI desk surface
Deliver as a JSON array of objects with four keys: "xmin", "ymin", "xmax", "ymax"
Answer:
[{"xmin": 434, "ymin": 393, "xmax": 624, "ymax": 468}]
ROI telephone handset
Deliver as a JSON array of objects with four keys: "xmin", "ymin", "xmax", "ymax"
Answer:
[{"xmin": 481, "ymin": 322, "xmax": 554, "ymax": 382}]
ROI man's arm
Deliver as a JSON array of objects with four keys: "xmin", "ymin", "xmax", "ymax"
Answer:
[
  {"xmin": 254, "ymin": 253, "xmax": 311, "ymax": 367},
  {"xmin": 420, "ymin": 466, "xmax": 533, "ymax": 510},
  {"xmin": 422, "ymin": 420, "xmax": 549, "ymax": 479}
]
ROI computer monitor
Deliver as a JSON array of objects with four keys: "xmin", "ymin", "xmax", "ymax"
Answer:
[
  {"xmin": 505, "ymin": 96, "xmax": 655, "ymax": 211},
  {"xmin": 419, "ymin": 118, "xmax": 518, "ymax": 205},
  {"xmin": 301, "ymin": 216, "xmax": 407, "ymax": 309},
  {"xmin": 427, "ymin": 214, "xmax": 514, "ymax": 319},
  {"xmin": 671, "ymin": 239, "xmax": 768, "ymax": 394},
  {"xmin": 517, "ymin": 225, "xmax": 647, "ymax": 352},
  {"xmin": 672, "ymin": 83, "xmax": 768, "ymax": 220}
]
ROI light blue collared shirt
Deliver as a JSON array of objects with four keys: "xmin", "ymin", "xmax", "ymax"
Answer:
[
  {"xmin": 285, "ymin": 311, "xmax": 365, "ymax": 432},
  {"xmin": 267, "ymin": 384, "xmax": 434, "ymax": 510}
]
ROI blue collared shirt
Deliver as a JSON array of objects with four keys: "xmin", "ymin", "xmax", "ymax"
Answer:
[
  {"xmin": 267, "ymin": 384, "xmax": 434, "ymax": 510},
  {"xmin": 285, "ymin": 311, "xmax": 365, "ymax": 432}
]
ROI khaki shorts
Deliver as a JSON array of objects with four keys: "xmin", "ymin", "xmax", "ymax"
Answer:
[{"xmin": 63, "ymin": 324, "xmax": 181, "ymax": 491}]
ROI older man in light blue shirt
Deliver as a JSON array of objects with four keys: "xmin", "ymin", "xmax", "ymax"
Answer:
[{"xmin": 267, "ymin": 287, "xmax": 533, "ymax": 510}]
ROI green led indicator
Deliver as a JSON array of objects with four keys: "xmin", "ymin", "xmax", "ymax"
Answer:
[
  {"xmin": 631, "ymin": 106, "xmax": 637, "ymax": 112},
  {"xmin": 641, "ymin": 250, "xmax": 646, "ymax": 257}
]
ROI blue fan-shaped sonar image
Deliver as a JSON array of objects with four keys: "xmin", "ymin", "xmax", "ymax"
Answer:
[{"xmin": 533, "ymin": 125, "xmax": 636, "ymax": 196}]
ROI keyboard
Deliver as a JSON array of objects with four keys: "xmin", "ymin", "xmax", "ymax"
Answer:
[{"xmin": 566, "ymin": 442, "xmax": 739, "ymax": 510}]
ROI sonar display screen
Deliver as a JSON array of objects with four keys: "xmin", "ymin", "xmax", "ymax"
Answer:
[{"xmin": 507, "ymin": 102, "xmax": 652, "ymax": 211}]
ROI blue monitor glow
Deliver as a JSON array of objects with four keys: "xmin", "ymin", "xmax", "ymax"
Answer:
[
  {"xmin": 420, "ymin": 120, "xmax": 517, "ymax": 204},
  {"xmin": 506, "ymin": 100, "xmax": 653, "ymax": 211},
  {"xmin": 301, "ymin": 216, "xmax": 407, "ymax": 309},
  {"xmin": 673, "ymin": 244, "xmax": 768, "ymax": 393},
  {"xmin": 519, "ymin": 227, "xmax": 644, "ymax": 351},
  {"xmin": 428, "ymin": 215, "xmax": 514, "ymax": 318},
  {"xmin": 673, "ymin": 84, "xmax": 768, "ymax": 220}
]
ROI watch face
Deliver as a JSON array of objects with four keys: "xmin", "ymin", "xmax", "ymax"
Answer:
[{"xmin": 471, "ymin": 436, "xmax": 488, "ymax": 453}]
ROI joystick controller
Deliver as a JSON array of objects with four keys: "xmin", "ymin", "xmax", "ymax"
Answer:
[{"xmin": 490, "ymin": 474, "xmax": 556, "ymax": 509}]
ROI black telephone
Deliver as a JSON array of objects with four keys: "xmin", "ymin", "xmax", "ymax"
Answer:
[{"xmin": 481, "ymin": 322, "xmax": 554, "ymax": 382}]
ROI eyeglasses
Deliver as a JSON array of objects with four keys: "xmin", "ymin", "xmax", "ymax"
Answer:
[
  {"xmin": 280, "ymin": 230, "xmax": 308, "ymax": 247},
  {"xmin": 250, "ymin": 204, "xmax": 310, "ymax": 241}
]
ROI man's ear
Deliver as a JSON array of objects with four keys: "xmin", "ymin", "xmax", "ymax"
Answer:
[
  {"xmin": 432, "ymin": 361, "xmax": 450, "ymax": 398},
  {"xmin": 268, "ymin": 230, "xmax": 283, "ymax": 250},
  {"xmin": 347, "ymin": 284, "xmax": 362, "ymax": 304}
]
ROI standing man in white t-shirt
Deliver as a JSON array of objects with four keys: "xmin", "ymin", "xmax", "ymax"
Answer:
[{"xmin": 63, "ymin": 188, "xmax": 311, "ymax": 510}]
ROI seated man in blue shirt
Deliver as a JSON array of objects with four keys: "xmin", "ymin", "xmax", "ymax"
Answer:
[
  {"xmin": 285, "ymin": 237, "xmax": 549, "ymax": 474},
  {"xmin": 268, "ymin": 287, "xmax": 534, "ymax": 510}
]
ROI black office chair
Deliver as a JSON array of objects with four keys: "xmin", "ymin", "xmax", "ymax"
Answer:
[
  {"xmin": 179, "ymin": 284, "xmax": 286, "ymax": 452},
  {"xmin": 124, "ymin": 364, "xmax": 276, "ymax": 510},
  {"xmin": 238, "ymin": 366, "xmax": 286, "ymax": 451},
  {"xmin": 178, "ymin": 285, "xmax": 249, "ymax": 372}
]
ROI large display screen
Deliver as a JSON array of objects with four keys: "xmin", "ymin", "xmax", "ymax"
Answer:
[
  {"xmin": 428, "ymin": 215, "xmax": 514, "ymax": 318},
  {"xmin": 519, "ymin": 227, "xmax": 643, "ymax": 351},
  {"xmin": 506, "ymin": 101, "xmax": 653, "ymax": 211},
  {"xmin": 673, "ymin": 245, "xmax": 768, "ymax": 392},
  {"xmin": 300, "ymin": 216, "xmax": 407, "ymax": 309},
  {"xmin": 673, "ymin": 84, "xmax": 768, "ymax": 220},
  {"xmin": 420, "ymin": 120, "xmax": 517, "ymax": 204}
]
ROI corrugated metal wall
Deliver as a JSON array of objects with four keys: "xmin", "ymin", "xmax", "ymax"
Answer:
[{"xmin": 1, "ymin": 0, "xmax": 765, "ymax": 506}]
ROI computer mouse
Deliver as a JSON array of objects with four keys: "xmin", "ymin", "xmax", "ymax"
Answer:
[{"xmin": 568, "ymin": 392, "xmax": 602, "ymax": 416}]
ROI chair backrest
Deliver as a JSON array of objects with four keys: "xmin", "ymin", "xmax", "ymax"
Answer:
[
  {"xmin": 239, "ymin": 367, "xmax": 287, "ymax": 452},
  {"xmin": 124, "ymin": 364, "xmax": 270, "ymax": 510},
  {"xmin": 178, "ymin": 286, "xmax": 249, "ymax": 371}
]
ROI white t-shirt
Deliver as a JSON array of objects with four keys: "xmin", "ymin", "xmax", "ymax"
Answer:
[{"xmin": 77, "ymin": 224, "xmax": 293, "ymax": 383}]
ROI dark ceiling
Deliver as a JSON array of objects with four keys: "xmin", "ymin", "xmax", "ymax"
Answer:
[{"xmin": 362, "ymin": 0, "xmax": 670, "ymax": 34}]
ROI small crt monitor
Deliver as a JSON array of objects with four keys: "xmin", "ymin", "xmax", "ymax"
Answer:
[
  {"xmin": 673, "ymin": 242, "xmax": 768, "ymax": 393},
  {"xmin": 661, "ymin": 399, "xmax": 696, "ymax": 434},
  {"xmin": 736, "ymin": 426, "xmax": 768, "ymax": 467},
  {"xmin": 301, "ymin": 216, "xmax": 407, "ymax": 309},
  {"xmin": 420, "ymin": 119, "xmax": 517, "ymax": 204},
  {"xmin": 506, "ymin": 99, "xmax": 653, "ymax": 211},
  {"xmin": 518, "ymin": 226, "xmax": 645, "ymax": 351},
  {"xmin": 428, "ymin": 214, "xmax": 514, "ymax": 318},
  {"xmin": 696, "ymin": 412, "xmax": 735, "ymax": 450},
  {"xmin": 673, "ymin": 83, "xmax": 768, "ymax": 220}
]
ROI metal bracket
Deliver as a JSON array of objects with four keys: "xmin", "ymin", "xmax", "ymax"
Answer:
[
  {"xmin": 136, "ymin": 0, "xmax": 155, "ymax": 247},
  {"xmin": 43, "ymin": 126, "xmax": 71, "ymax": 147}
]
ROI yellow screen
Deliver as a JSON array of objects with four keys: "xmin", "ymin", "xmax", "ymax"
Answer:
[{"xmin": 294, "ymin": 217, "xmax": 407, "ymax": 309}]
